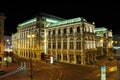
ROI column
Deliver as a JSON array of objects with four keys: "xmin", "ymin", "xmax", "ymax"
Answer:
[
  {"xmin": 67, "ymin": 38, "xmax": 69, "ymax": 63},
  {"xmin": 73, "ymin": 38, "xmax": 77, "ymax": 64}
]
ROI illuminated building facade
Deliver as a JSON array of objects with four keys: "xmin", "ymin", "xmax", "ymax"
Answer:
[
  {"xmin": 0, "ymin": 13, "xmax": 6, "ymax": 65},
  {"xmin": 112, "ymin": 34, "xmax": 120, "ymax": 49},
  {"xmin": 4, "ymin": 36, "xmax": 12, "ymax": 52},
  {"xmin": 12, "ymin": 13, "xmax": 65, "ymax": 60},
  {"xmin": 12, "ymin": 13, "xmax": 113, "ymax": 64},
  {"xmin": 95, "ymin": 27, "xmax": 113, "ymax": 57}
]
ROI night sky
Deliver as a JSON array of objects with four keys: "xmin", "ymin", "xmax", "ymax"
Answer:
[{"xmin": 0, "ymin": 0, "xmax": 120, "ymax": 35}]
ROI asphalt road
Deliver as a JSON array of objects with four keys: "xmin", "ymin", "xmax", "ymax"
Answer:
[{"xmin": 0, "ymin": 57, "xmax": 117, "ymax": 80}]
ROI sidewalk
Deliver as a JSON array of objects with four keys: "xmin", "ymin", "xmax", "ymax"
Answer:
[{"xmin": 0, "ymin": 62, "xmax": 20, "ymax": 72}]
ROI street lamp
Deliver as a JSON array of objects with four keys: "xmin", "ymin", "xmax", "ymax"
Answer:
[
  {"xmin": 4, "ymin": 57, "xmax": 8, "ymax": 67},
  {"xmin": 27, "ymin": 34, "xmax": 35, "ymax": 80},
  {"xmin": 100, "ymin": 39, "xmax": 104, "ymax": 55}
]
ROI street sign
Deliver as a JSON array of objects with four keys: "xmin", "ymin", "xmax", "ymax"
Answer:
[
  {"xmin": 50, "ymin": 56, "xmax": 53, "ymax": 64},
  {"xmin": 101, "ymin": 65, "xmax": 106, "ymax": 80}
]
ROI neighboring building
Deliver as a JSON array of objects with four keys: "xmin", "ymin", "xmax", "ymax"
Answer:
[
  {"xmin": 112, "ymin": 34, "xmax": 120, "ymax": 49},
  {"xmin": 4, "ymin": 36, "xmax": 12, "ymax": 52},
  {"xmin": 12, "ymin": 13, "xmax": 113, "ymax": 65},
  {"xmin": 0, "ymin": 12, "xmax": 6, "ymax": 65},
  {"xmin": 95, "ymin": 27, "xmax": 113, "ymax": 57}
]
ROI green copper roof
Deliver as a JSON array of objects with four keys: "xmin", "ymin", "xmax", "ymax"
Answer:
[
  {"xmin": 45, "ymin": 17, "xmax": 63, "ymax": 23},
  {"xmin": 18, "ymin": 18, "xmax": 37, "ymax": 26},
  {"xmin": 48, "ymin": 17, "xmax": 86, "ymax": 27},
  {"xmin": 18, "ymin": 17, "xmax": 64, "ymax": 27},
  {"xmin": 95, "ymin": 27, "xmax": 107, "ymax": 32}
]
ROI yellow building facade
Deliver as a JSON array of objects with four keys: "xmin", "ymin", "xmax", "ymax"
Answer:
[
  {"xmin": 0, "ymin": 13, "xmax": 6, "ymax": 65},
  {"xmin": 12, "ymin": 13, "xmax": 113, "ymax": 64}
]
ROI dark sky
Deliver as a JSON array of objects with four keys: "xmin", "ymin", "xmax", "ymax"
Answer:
[{"xmin": 0, "ymin": 0, "xmax": 120, "ymax": 35}]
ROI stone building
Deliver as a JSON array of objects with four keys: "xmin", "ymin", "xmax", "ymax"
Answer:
[
  {"xmin": 0, "ymin": 12, "xmax": 6, "ymax": 65},
  {"xmin": 95, "ymin": 27, "xmax": 113, "ymax": 57},
  {"xmin": 12, "ymin": 13, "xmax": 113, "ymax": 64}
]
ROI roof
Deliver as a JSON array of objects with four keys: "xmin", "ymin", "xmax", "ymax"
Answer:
[
  {"xmin": 48, "ymin": 17, "xmax": 87, "ymax": 27},
  {"xmin": 95, "ymin": 27, "xmax": 107, "ymax": 32},
  {"xmin": 18, "ymin": 12, "xmax": 65, "ymax": 27}
]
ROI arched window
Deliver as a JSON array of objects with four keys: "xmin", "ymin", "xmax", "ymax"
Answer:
[
  {"xmin": 63, "ymin": 28, "xmax": 66, "ymax": 34},
  {"xmin": 53, "ymin": 30, "xmax": 55, "ymax": 35},
  {"xmin": 70, "ymin": 27, "xmax": 73, "ymax": 34},
  {"xmin": 48, "ymin": 31, "xmax": 51, "ymax": 35},
  {"xmin": 77, "ymin": 26, "xmax": 80, "ymax": 33},
  {"xmin": 58, "ymin": 29, "xmax": 60, "ymax": 35}
]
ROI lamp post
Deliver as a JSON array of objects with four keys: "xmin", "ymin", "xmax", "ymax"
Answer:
[
  {"xmin": 27, "ymin": 34, "xmax": 35, "ymax": 80},
  {"xmin": 100, "ymin": 39, "xmax": 104, "ymax": 55}
]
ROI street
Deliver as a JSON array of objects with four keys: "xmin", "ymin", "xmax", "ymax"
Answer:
[{"xmin": 0, "ymin": 57, "xmax": 117, "ymax": 80}]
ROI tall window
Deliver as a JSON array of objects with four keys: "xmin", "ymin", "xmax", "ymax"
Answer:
[
  {"xmin": 48, "ymin": 31, "xmax": 51, "ymax": 36},
  {"xmin": 58, "ymin": 42, "xmax": 61, "ymax": 49},
  {"xmin": 53, "ymin": 42, "xmax": 56, "ymax": 49},
  {"xmin": 69, "ymin": 42, "xmax": 74, "ymax": 49},
  {"xmin": 76, "ymin": 42, "xmax": 81, "ymax": 49},
  {"xmin": 63, "ymin": 28, "xmax": 66, "ymax": 34},
  {"xmin": 58, "ymin": 29, "xmax": 60, "ymax": 35},
  {"xmin": 70, "ymin": 28, "xmax": 73, "ymax": 34},
  {"xmin": 63, "ymin": 42, "xmax": 67, "ymax": 49},
  {"xmin": 77, "ymin": 26, "xmax": 80, "ymax": 33},
  {"xmin": 53, "ymin": 30, "xmax": 55, "ymax": 35},
  {"xmin": 48, "ymin": 43, "xmax": 51, "ymax": 48}
]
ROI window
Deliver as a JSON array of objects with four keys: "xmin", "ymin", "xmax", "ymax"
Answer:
[
  {"xmin": 69, "ymin": 42, "xmax": 73, "ymax": 49},
  {"xmin": 77, "ymin": 26, "xmax": 80, "ymax": 33},
  {"xmin": 70, "ymin": 28, "xmax": 73, "ymax": 34},
  {"xmin": 63, "ymin": 28, "xmax": 66, "ymax": 34},
  {"xmin": 63, "ymin": 42, "xmax": 67, "ymax": 49},
  {"xmin": 53, "ymin": 30, "xmax": 55, "ymax": 35},
  {"xmin": 58, "ymin": 29, "xmax": 60, "ymax": 35},
  {"xmin": 48, "ymin": 31, "xmax": 51, "ymax": 36},
  {"xmin": 48, "ymin": 43, "xmax": 51, "ymax": 48},
  {"xmin": 58, "ymin": 42, "xmax": 61, "ymax": 49},
  {"xmin": 53, "ymin": 42, "xmax": 56, "ymax": 49},
  {"xmin": 76, "ymin": 42, "xmax": 81, "ymax": 49}
]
